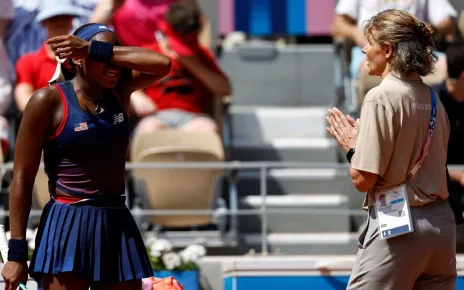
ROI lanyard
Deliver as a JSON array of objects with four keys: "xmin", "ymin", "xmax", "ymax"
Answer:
[{"xmin": 408, "ymin": 87, "xmax": 437, "ymax": 179}]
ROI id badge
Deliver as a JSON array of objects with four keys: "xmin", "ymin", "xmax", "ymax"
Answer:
[{"xmin": 374, "ymin": 184, "xmax": 414, "ymax": 240}]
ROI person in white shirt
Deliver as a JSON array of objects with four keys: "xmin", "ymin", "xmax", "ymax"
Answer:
[{"xmin": 332, "ymin": 0, "xmax": 458, "ymax": 107}]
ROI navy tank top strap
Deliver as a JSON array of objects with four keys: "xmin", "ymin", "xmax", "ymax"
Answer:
[{"xmin": 56, "ymin": 81, "xmax": 81, "ymax": 110}]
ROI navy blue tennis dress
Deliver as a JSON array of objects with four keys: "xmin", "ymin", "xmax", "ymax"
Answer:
[{"xmin": 28, "ymin": 81, "xmax": 152, "ymax": 283}]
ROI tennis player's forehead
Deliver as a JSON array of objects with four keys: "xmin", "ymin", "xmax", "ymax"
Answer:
[{"xmin": 93, "ymin": 32, "xmax": 120, "ymax": 45}]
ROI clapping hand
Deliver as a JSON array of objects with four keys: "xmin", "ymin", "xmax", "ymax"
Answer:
[{"xmin": 326, "ymin": 107, "xmax": 359, "ymax": 153}]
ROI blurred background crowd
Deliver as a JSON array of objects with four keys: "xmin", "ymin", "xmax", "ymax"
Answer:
[{"xmin": 1, "ymin": 0, "xmax": 464, "ymax": 261}]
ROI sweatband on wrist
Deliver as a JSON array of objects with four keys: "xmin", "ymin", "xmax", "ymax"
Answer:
[
  {"xmin": 88, "ymin": 40, "xmax": 114, "ymax": 64},
  {"xmin": 8, "ymin": 239, "xmax": 28, "ymax": 261}
]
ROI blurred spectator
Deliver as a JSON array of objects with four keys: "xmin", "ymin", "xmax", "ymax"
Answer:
[
  {"xmin": 14, "ymin": 0, "xmax": 83, "ymax": 112},
  {"xmin": 0, "ymin": 0, "xmax": 14, "ymax": 40},
  {"xmin": 0, "ymin": 37, "xmax": 12, "ymax": 120},
  {"xmin": 71, "ymin": 0, "xmax": 100, "ymax": 30},
  {"xmin": 133, "ymin": 0, "xmax": 231, "ymax": 134},
  {"xmin": 433, "ymin": 42, "xmax": 464, "ymax": 187},
  {"xmin": 332, "ymin": 0, "xmax": 458, "ymax": 105},
  {"xmin": 90, "ymin": 0, "xmax": 211, "ymax": 47},
  {"xmin": 0, "ymin": 0, "xmax": 14, "ymax": 159},
  {"xmin": 332, "ymin": 0, "xmax": 457, "ymax": 49},
  {"xmin": 0, "ymin": 0, "xmax": 13, "ymax": 114},
  {"xmin": 6, "ymin": 0, "xmax": 46, "ymax": 82},
  {"xmin": 0, "ymin": 0, "xmax": 14, "ymax": 160},
  {"xmin": 6, "ymin": 0, "xmax": 97, "ymax": 83}
]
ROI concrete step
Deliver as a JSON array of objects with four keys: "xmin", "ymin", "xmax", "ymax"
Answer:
[
  {"xmin": 239, "ymin": 194, "xmax": 350, "ymax": 233},
  {"xmin": 229, "ymin": 106, "xmax": 330, "ymax": 143},
  {"xmin": 206, "ymin": 233, "xmax": 359, "ymax": 256},
  {"xmin": 243, "ymin": 233, "xmax": 359, "ymax": 255},
  {"xmin": 230, "ymin": 138, "xmax": 338, "ymax": 162},
  {"xmin": 236, "ymin": 168, "xmax": 347, "ymax": 196}
]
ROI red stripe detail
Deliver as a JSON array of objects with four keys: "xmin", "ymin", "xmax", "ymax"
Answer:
[
  {"xmin": 55, "ymin": 196, "xmax": 87, "ymax": 204},
  {"xmin": 112, "ymin": 90, "xmax": 129, "ymax": 117},
  {"xmin": 49, "ymin": 85, "xmax": 69, "ymax": 140}
]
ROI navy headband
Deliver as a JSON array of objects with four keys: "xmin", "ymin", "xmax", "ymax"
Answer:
[{"xmin": 76, "ymin": 24, "xmax": 113, "ymax": 41}]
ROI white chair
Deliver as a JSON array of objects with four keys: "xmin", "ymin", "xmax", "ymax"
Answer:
[{"xmin": 131, "ymin": 130, "xmax": 225, "ymax": 228}]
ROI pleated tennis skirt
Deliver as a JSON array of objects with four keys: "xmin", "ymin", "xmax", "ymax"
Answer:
[{"xmin": 29, "ymin": 197, "xmax": 153, "ymax": 283}]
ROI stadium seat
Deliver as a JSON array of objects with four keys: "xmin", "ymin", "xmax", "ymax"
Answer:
[{"xmin": 130, "ymin": 130, "xmax": 225, "ymax": 228}]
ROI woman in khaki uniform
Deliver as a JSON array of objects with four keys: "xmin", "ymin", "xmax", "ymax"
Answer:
[{"xmin": 327, "ymin": 9, "xmax": 456, "ymax": 290}]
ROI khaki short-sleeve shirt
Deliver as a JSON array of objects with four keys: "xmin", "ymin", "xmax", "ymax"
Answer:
[{"xmin": 351, "ymin": 73, "xmax": 450, "ymax": 208}]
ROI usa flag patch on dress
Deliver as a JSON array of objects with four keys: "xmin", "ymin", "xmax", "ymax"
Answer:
[{"xmin": 74, "ymin": 122, "xmax": 88, "ymax": 132}]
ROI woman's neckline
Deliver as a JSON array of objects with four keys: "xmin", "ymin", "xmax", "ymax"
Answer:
[{"xmin": 69, "ymin": 81, "xmax": 107, "ymax": 116}]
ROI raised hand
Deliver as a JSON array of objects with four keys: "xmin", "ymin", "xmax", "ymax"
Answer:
[{"xmin": 47, "ymin": 35, "xmax": 91, "ymax": 60}]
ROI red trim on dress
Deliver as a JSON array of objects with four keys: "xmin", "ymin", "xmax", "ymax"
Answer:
[
  {"xmin": 54, "ymin": 196, "xmax": 87, "ymax": 204},
  {"xmin": 48, "ymin": 84, "xmax": 69, "ymax": 140}
]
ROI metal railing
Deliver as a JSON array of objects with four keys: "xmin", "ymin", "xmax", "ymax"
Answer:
[{"xmin": 1, "ymin": 161, "xmax": 463, "ymax": 255}]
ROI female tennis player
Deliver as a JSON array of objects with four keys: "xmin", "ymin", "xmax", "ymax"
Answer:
[{"xmin": 1, "ymin": 23, "xmax": 172, "ymax": 290}]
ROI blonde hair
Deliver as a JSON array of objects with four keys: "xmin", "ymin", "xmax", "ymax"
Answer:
[{"xmin": 363, "ymin": 9, "xmax": 438, "ymax": 76}]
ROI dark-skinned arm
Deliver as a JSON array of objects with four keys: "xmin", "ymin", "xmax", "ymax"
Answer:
[
  {"xmin": 110, "ymin": 46, "xmax": 172, "ymax": 93},
  {"xmin": 48, "ymin": 34, "xmax": 172, "ymax": 101},
  {"xmin": 179, "ymin": 56, "xmax": 232, "ymax": 97},
  {"xmin": 9, "ymin": 87, "xmax": 60, "ymax": 241}
]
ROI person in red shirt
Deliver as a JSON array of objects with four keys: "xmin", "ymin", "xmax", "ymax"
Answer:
[
  {"xmin": 14, "ymin": 0, "xmax": 83, "ymax": 113},
  {"xmin": 89, "ymin": 0, "xmax": 211, "ymax": 48},
  {"xmin": 133, "ymin": 0, "xmax": 231, "ymax": 133}
]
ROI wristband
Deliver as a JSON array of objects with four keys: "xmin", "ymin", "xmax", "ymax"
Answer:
[
  {"xmin": 88, "ymin": 40, "xmax": 114, "ymax": 63},
  {"xmin": 346, "ymin": 148, "xmax": 355, "ymax": 163},
  {"xmin": 8, "ymin": 239, "xmax": 28, "ymax": 261}
]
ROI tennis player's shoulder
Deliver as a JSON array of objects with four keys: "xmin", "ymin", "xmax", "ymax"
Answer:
[{"xmin": 25, "ymin": 85, "xmax": 62, "ymax": 114}]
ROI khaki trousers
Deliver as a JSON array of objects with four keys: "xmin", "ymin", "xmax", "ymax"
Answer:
[{"xmin": 347, "ymin": 200, "xmax": 457, "ymax": 290}]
